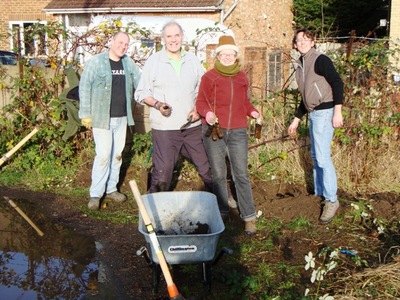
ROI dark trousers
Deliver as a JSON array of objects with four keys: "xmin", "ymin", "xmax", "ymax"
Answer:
[{"xmin": 149, "ymin": 126, "xmax": 212, "ymax": 193}]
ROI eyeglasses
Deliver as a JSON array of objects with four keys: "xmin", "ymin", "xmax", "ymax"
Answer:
[
  {"xmin": 295, "ymin": 38, "xmax": 312, "ymax": 43},
  {"xmin": 219, "ymin": 53, "xmax": 236, "ymax": 58}
]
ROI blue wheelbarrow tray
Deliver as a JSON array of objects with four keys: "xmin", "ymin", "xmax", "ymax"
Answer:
[{"xmin": 138, "ymin": 191, "xmax": 225, "ymax": 265}]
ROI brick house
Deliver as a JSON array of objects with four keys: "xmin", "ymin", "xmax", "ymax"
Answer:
[
  {"xmin": 2, "ymin": 1, "xmax": 400, "ymax": 90},
  {"xmin": 1, "ymin": 0, "xmax": 294, "ymax": 99},
  {"xmin": 390, "ymin": 0, "xmax": 400, "ymax": 76}
]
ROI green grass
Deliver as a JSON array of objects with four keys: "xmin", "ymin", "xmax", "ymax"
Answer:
[
  {"xmin": 287, "ymin": 216, "xmax": 313, "ymax": 231},
  {"xmin": 258, "ymin": 217, "xmax": 284, "ymax": 237},
  {"xmin": 0, "ymin": 169, "xmax": 25, "ymax": 185}
]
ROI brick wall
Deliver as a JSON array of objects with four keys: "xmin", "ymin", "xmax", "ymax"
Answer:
[
  {"xmin": 0, "ymin": 0, "xmax": 55, "ymax": 50},
  {"xmin": 390, "ymin": 0, "xmax": 400, "ymax": 71},
  {"xmin": 390, "ymin": 0, "xmax": 400, "ymax": 39},
  {"xmin": 223, "ymin": 0, "xmax": 293, "ymax": 50},
  {"xmin": 221, "ymin": 0, "xmax": 293, "ymax": 98}
]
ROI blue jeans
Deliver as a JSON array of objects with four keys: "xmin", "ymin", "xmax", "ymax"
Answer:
[
  {"xmin": 309, "ymin": 109, "xmax": 337, "ymax": 202},
  {"xmin": 202, "ymin": 125, "xmax": 256, "ymax": 221},
  {"xmin": 90, "ymin": 117, "xmax": 127, "ymax": 198}
]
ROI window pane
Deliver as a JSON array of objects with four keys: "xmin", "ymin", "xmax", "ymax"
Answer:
[
  {"xmin": 24, "ymin": 23, "xmax": 35, "ymax": 56},
  {"xmin": 268, "ymin": 51, "xmax": 282, "ymax": 92}
]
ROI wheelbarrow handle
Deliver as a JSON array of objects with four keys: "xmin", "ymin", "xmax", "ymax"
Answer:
[{"xmin": 129, "ymin": 180, "xmax": 185, "ymax": 300}]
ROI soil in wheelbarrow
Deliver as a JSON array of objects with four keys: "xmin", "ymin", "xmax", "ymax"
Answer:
[{"xmin": 1, "ymin": 163, "xmax": 399, "ymax": 300}]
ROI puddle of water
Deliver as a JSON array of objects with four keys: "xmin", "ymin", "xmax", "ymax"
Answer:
[{"xmin": 0, "ymin": 198, "xmax": 116, "ymax": 299}]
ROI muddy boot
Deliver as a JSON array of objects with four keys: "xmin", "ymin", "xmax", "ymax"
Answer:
[
  {"xmin": 88, "ymin": 197, "xmax": 100, "ymax": 210},
  {"xmin": 320, "ymin": 200, "xmax": 339, "ymax": 223},
  {"xmin": 106, "ymin": 191, "xmax": 127, "ymax": 203},
  {"xmin": 244, "ymin": 219, "xmax": 257, "ymax": 235}
]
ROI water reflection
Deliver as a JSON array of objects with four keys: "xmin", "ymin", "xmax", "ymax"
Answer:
[{"xmin": 0, "ymin": 198, "xmax": 105, "ymax": 299}]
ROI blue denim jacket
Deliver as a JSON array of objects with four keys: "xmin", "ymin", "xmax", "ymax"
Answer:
[{"xmin": 79, "ymin": 51, "xmax": 141, "ymax": 129}]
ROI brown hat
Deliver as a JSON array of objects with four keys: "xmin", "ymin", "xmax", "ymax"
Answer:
[{"xmin": 215, "ymin": 35, "xmax": 239, "ymax": 54}]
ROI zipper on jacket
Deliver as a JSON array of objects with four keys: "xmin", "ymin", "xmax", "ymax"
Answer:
[
  {"xmin": 227, "ymin": 77, "xmax": 233, "ymax": 130},
  {"xmin": 313, "ymin": 82, "xmax": 323, "ymax": 98},
  {"xmin": 300, "ymin": 58, "xmax": 307, "ymax": 107}
]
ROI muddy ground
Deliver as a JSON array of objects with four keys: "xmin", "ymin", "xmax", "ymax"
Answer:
[{"xmin": 1, "ymin": 164, "xmax": 399, "ymax": 299}]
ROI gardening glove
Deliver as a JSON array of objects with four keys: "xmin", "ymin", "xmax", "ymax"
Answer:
[
  {"xmin": 206, "ymin": 111, "xmax": 217, "ymax": 125},
  {"xmin": 81, "ymin": 118, "xmax": 92, "ymax": 129}
]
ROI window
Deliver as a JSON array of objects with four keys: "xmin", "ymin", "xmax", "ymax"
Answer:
[
  {"xmin": 9, "ymin": 21, "xmax": 47, "ymax": 57},
  {"xmin": 267, "ymin": 51, "xmax": 282, "ymax": 93}
]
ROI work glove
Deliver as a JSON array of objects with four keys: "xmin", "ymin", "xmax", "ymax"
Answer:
[
  {"xmin": 81, "ymin": 118, "xmax": 92, "ymax": 129},
  {"xmin": 205, "ymin": 111, "xmax": 217, "ymax": 125}
]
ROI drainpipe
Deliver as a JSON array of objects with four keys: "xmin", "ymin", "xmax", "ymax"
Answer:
[{"xmin": 219, "ymin": 0, "xmax": 238, "ymax": 24}]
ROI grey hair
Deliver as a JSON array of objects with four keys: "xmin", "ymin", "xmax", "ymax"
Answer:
[
  {"xmin": 161, "ymin": 21, "xmax": 184, "ymax": 37},
  {"xmin": 112, "ymin": 31, "xmax": 129, "ymax": 39}
]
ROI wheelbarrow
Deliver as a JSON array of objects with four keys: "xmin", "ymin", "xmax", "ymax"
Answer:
[{"xmin": 135, "ymin": 190, "xmax": 233, "ymax": 294}]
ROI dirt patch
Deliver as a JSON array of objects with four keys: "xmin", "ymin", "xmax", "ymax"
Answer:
[{"xmin": 1, "ymin": 165, "xmax": 399, "ymax": 299}]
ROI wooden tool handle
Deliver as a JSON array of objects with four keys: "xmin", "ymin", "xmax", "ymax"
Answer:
[
  {"xmin": 0, "ymin": 126, "xmax": 39, "ymax": 166},
  {"xmin": 4, "ymin": 196, "xmax": 44, "ymax": 237},
  {"xmin": 129, "ymin": 180, "xmax": 182, "ymax": 299}
]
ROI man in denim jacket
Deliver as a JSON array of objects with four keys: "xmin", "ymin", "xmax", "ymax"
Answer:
[{"xmin": 79, "ymin": 32, "xmax": 141, "ymax": 210}]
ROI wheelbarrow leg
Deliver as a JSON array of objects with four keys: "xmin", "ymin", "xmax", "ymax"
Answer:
[
  {"xmin": 202, "ymin": 262, "xmax": 212, "ymax": 291},
  {"xmin": 212, "ymin": 247, "xmax": 233, "ymax": 266},
  {"xmin": 152, "ymin": 264, "xmax": 162, "ymax": 294},
  {"xmin": 136, "ymin": 246, "xmax": 161, "ymax": 294},
  {"xmin": 200, "ymin": 247, "xmax": 233, "ymax": 291}
]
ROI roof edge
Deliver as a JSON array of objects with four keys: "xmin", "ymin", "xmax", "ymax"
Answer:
[{"xmin": 43, "ymin": 7, "xmax": 222, "ymax": 14}]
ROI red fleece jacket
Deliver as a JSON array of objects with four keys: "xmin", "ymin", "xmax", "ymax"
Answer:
[{"xmin": 196, "ymin": 69, "xmax": 258, "ymax": 129}]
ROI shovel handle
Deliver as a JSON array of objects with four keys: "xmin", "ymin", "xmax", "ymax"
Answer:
[
  {"xmin": 0, "ymin": 126, "xmax": 39, "ymax": 166},
  {"xmin": 129, "ymin": 180, "xmax": 182, "ymax": 299},
  {"xmin": 4, "ymin": 196, "xmax": 44, "ymax": 236}
]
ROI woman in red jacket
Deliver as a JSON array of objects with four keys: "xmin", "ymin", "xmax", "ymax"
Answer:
[{"xmin": 196, "ymin": 35, "xmax": 261, "ymax": 235}]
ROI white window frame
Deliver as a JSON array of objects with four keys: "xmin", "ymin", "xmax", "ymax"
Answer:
[
  {"xmin": 267, "ymin": 50, "xmax": 283, "ymax": 94},
  {"xmin": 9, "ymin": 21, "xmax": 47, "ymax": 57}
]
